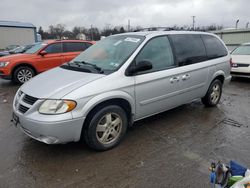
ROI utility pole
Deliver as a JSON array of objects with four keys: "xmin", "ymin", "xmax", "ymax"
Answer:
[
  {"xmin": 128, "ymin": 19, "xmax": 130, "ymax": 32},
  {"xmin": 191, "ymin": 16, "xmax": 196, "ymax": 30},
  {"xmin": 90, "ymin": 24, "xmax": 93, "ymax": 40}
]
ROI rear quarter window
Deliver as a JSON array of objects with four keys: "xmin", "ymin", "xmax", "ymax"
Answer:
[
  {"xmin": 63, "ymin": 42, "xmax": 88, "ymax": 53},
  {"xmin": 169, "ymin": 34, "xmax": 207, "ymax": 66},
  {"xmin": 201, "ymin": 35, "xmax": 228, "ymax": 59}
]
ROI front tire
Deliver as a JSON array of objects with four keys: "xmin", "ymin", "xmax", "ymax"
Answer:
[
  {"xmin": 202, "ymin": 79, "xmax": 222, "ymax": 107},
  {"xmin": 83, "ymin": 105, "xmax": 128, "ymax": 151},
  {"xmin": 13, "ymin": 66, "xmax": 35, "ymax": 84}
]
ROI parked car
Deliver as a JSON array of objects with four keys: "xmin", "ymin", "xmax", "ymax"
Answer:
[
  {"xmin": 9, "ymin": 44, "xmax": 35, "ymax": 54},
  {"xmin": 0, "ymin": 45, "xmax": 20, "ymax": 57},
  {"xmin": 230, "ymin": 43, "xmax": 250, "ymax": 78},
  {"xmin": 12, "ymin": 31, "xmax": 231, "ymax": 150},
  {"xmin": 0, "ymin": 40, "xmax": 95, "ymax": 83}
]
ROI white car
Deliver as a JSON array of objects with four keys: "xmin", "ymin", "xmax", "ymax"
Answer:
[{"xmin": 231, "ymin": 43, "xmax": 250, "ymax": 78}]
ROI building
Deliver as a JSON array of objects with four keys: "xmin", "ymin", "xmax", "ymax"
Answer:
[
  {"xmin": 212, "ymin": 29, "xmax": 250, "ymax": 51},
  {"xmin": 76, "ymin": 33, "xmax": 86, "ymax": 40},
  {"xmin": 0, "ymin": 21, "xmax": 38, "ymax": 49}
]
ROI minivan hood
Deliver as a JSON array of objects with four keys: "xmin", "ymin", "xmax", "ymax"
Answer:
[{"xmin": 21, "ymin": 67, "xmax": 105, "ymax": 99}]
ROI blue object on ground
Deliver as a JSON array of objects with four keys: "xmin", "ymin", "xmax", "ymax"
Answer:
[
  {"xmin": 210, "ymin": 172, "xmax": 216, "ymax": 183},
  {"xmin": 230, "ymin": 160, "xmax": 247, "ymax": 176}
]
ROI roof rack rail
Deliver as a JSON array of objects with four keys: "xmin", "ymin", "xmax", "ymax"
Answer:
[{"xmin": 133, "ymin": 27, "xmax": 176, "ymax": 32}]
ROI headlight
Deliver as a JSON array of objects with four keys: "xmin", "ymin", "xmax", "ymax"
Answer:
[
  {"xmin": 39, "ymin": 100, "xmax": 77, "ymax": 114},
  {"xmin": 0, "ymin": 62, "xmax": 10, "ymax": 67}
]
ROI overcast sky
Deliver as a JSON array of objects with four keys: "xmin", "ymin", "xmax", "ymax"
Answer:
[{"xmin": 1, "ymin": 0, "xmax": 249, "ymax": 30}]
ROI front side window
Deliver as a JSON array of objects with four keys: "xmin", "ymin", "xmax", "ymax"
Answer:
[
  {"xmin": 231, "ymin": 45, "xmax": 250, "ymax": 55},
  {"xmin": 170, "ymin": 34, "xmax": 207, "ymax": 66},
  {"xmin": 44, "ymin": 43, "xmax": 63, "ymax": 54},
  {"xmin": 63, "ymin": 42, "xmax": 87, "ymax": 52},
  {"xmin": 135, "ymin": 36, "xmax": 174, "ymax": 73},
  {"xmin": 201, "ymin": 35, "xmax": 228, "ymax": 59}
]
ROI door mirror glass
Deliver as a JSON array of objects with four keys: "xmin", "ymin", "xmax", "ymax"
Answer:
[
  {"xmin": 128, "ymin": 60, "xmax": 152, "ymax": 75},
  {"xmin": 40, "ymin": 50, "xmax": 47, "ymax": 56}
]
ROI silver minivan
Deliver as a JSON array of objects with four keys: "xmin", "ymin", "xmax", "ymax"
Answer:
[{"xmin": 12, "ymin": 31, "xmax": 231, "ymax": 150}]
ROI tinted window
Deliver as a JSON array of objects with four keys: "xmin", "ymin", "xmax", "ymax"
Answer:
[
  {"xmin": 44, "ymin": 43, "xmax": 62, "ymax": 54},
  {"xmin": 170, "ymin": 34, "xmax": 207, "ymax": 66},
  {"xmin": 63, "ymin": 42, "xmax": 87, "ymax": 52},
  {"xmin": 135, "ymin": 36, "xmax": 174, "ymax": 73},
  {"xmin": 85, "ymin": 42, "xmax": 92, "ymax": 48},
  {"xmin": 201, "ymin": 35, "xmax": 228, "ymax": 59}
]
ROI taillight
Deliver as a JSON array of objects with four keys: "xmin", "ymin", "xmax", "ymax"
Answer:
[{"xmin": 230, "ymin": 58, "xmax": 233, "ymax": 67}]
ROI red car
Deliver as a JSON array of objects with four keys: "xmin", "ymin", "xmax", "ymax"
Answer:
[{"xmin": 0, "ymin": 40, "xmax": 95, "ymax": 84}]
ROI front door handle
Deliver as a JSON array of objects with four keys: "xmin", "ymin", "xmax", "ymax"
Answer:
[
  {"xmin": 170, "ymin": 76, "xmax": 180, "ymax": 83},
  {"xmin": 182, "ymin": 74, "xmax": 190, "ymax": 81}
]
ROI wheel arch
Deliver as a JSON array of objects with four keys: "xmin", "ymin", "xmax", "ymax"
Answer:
[
  {"xmin": 212, "ymin": 70, "xmax": 225, "ymax": 84},
  {"xmin": 11, "ymin": 62, "xmax": 37, "ymax": 78},
  {"xmin": 80, "ymin": 92, "xmax": 135, "ymax": 131}
]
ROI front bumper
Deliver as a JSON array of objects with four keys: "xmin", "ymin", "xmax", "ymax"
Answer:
[
  {"xmin": 16, "ymin": 114, "xmax": 85, "ymax": 144},
  {"xmin": 231, "ymin": 66, "xmax": 250, "ymax": 78},
  {"xmin": 0, "ymin": 69, "xmax": 11, "ymax": 80}
]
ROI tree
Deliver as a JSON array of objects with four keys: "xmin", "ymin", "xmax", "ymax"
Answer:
[
  {"xmin": 119, "ymin": 27, "xmax": 125, "ymax": 33},
  {"xmin": 49, "ymin": 24, "xmax": 66, "ymax": 39},
  {"xmin": 38, "ymin": 26, "xmax": 44, "ymax": 35}
]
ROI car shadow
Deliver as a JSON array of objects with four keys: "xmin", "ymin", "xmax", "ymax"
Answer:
[{"xmin": 231, "ymin": 77, "xmax": 250, "ymax": 83}]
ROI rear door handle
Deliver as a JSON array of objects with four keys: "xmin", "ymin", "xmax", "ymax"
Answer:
[
  {"xmin": 182, "ymin": 74, "xmax": 190, "ymax": 81},
  {"xmin": 170, "ymin": 76, "xmax": 180, "ymax": 83}
]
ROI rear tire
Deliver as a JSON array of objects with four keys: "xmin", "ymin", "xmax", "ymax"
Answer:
[
  {"xmin": 202, "ymin": 79, "xmax": 222, "ymax": 107},
  {"xmin": 83, "ymin": 105, "xmax": 128, "ymax": 151},
  {"xmin": 13, "ymin": 66, "xmax": 35, "ymax": 84}
]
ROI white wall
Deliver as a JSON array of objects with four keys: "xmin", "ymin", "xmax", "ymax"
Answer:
[{"xmin": 0, "ymin": 27, "xmax": 35, "ymax": 49}]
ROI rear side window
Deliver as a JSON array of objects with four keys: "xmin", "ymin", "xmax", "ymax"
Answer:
[
  {"xmin": 201, "ymin": 35, "xmax": 228, "ymax": 59},
  {"xmin": 169, "ymin": 34, "xmax": 207, "ymax": 66},
  {"xmin": 63, "ymin": 42, "xmax": 87, "ymax": 52},
  {"xmin": 44, "ymin": 43, "xmax": 62, "ymax": 54}
]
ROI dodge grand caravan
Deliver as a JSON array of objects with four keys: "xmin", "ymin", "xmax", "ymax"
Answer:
[
  {"xmin": 0, "ymin": 40, "xmax": 95, "ymax": 84},
  {"xmin": 12, "ymin": 31, "xmax": 231, "ymax": 150}
]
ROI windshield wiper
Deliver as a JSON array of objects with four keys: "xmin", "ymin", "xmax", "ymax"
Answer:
[{"xmin": 72, "ymin": 61, "xmax": 103, "ymax": 73}]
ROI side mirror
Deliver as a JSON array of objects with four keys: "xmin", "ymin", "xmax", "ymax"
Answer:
[
  {"xmin": 39, "ymin": 50, "xmax": 47, "ymax": 56},
  {"xmin": 127, "ymin": 60, "xmax": 153, "ymax": 76}
]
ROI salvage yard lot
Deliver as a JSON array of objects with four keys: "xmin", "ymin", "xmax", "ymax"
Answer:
[{"xmin": 0, "ymin": 78, "xmax": 249, "ymax": 188}]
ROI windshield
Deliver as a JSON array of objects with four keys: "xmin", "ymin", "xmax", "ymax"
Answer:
[
  {"xmin": 5, "ymin": 45, "xmax": 19, "ymax": 51},
  {"xmin": 232, "ymin": 45, "xmax": 250, "ymax": 55},
  {"xmin": 69, "ymin": 35, "xmax": 145, "ymax": 73},
  {"xmin": 25, "ymin": 42, "xmax": 47, "ymax": 54}
]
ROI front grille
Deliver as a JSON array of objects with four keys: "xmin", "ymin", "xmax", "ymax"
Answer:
[
  {"xmin": 235, "ymin": 63, "xmax": 249, "ymax": 67},
  {"xmin": 18, "ymin": 104, "xmax": 29, "ymax": 114},
  {"xmin": 15, "ymin": 92, "xmax": 39, "ymax": 114},
  {"xmin": 22, "ymin": 94, "xmax": 38, "ymax": 105}
]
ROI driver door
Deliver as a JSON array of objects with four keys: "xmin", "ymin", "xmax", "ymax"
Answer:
[{"xmin": 35, "ymin": 42, "xmax": 64, "ymax": 72}]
